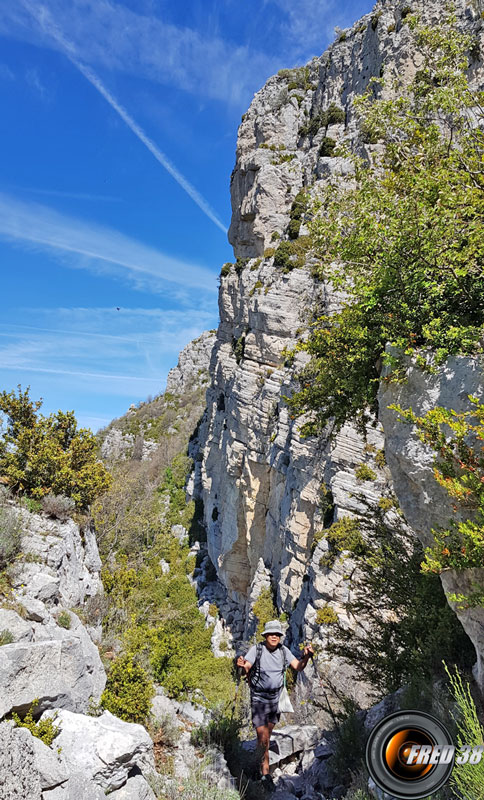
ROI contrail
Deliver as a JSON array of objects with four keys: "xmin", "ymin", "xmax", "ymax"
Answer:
[{"xmin": 20, "ymin": 1, "xmax": 228, "ymax": 235}]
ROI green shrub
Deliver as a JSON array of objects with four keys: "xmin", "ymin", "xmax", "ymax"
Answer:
[
  {"xmin": 250, "ymin": 258, "xmax": 262, "ymax": 271},
  {"xmin": 328, "ymin": 698, "xmax": 366, "ymax": 784},
  {"xmin": 319, "ymin": 137, "xmax": 337, "ymax": 157},
  {"xmin": 57, "ymin": 610, "xmax": 71, "ymax": 630},
  {"xmin": 41, "ymin": 493, "xmax": 75, "ymax": 521},
  {"xmin": 101, "ymin": 654, "xmax": 155, "ymax": 724},
  {"xmin": 289, "ymin": 15, "xmax": 484, "ymax": 436},
  {"xmin": 0, "ymin": 505, "xmax": 22, "ymax": 570},
  {"xmin": 374, "ymin": 449, "xmax": 386, "ymax": 468},
  {"xmin": 355, "ymin": 464, "xmax": 377, "ymax": 482},
  {"xmin": 326, "ymin": 103, "xmax": 345, "ymax": 125},
  {"xmin": 12, "ymin": 700, "xmax": 60, "ymax": 746},
  {"xmin": 0, "ymin": 629, "xmax": 14, "ymax": 645},
  {"xmin": 234, "ymin": 258, "xmax": 249, "ymax": 274},
  {"xmin": 401, "ymin": 5, "xmax": 412, "ymax": 19},
  {"xmin": 316, "ymin": 605, "xmax": 338, "ymax": 625},
  {"xmin": 263, "ymin": 247, "xmax": 275, "ymax": 259},
  {"xmin": 220, "ymin": 263, "xmax": 232, "ymax": 277},
  {"xmin": 253, "ymin": 587, "xmax": 277, "ymax": 639},
  {"xmin": 0, "ymin": 386, "xmax": 111, "ymax": 509},
  {"xmin": 338, "ymin": 31, "xmax": 347, "ymax": 42},
  {"xmin": 270, "ymin": 231, "xmax": 280, "ymax": 241},
  {"xmin": 387, "ymin": 23, "xmax": 396, "ymax": 33},
  {"xmin": 445, "ymin": 666, "xmax": 484, "ymax": 800},
  {"xmin": 273, "ymin": 241, "xmax": 298, "ymax": 271},
  {"xmin": 371, "ymin": 11, "xmax": 382, "ymax": 29},
  {"xmin": 327, "ymin": 501, "xmax": 474, "ymax": 695},
  {"xmin": 232, "ymin": 334, "xmax": 246, "ymax": 364}
]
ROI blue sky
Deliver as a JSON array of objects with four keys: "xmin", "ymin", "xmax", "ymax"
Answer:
[{"xmin": 0, "ymin": 0, "xmax": 373, "ymax": 431}]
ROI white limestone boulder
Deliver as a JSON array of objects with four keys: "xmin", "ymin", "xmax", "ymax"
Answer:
[{"xmin": 41, "ymin": 709, "xmax": 154, "ymax": 791}]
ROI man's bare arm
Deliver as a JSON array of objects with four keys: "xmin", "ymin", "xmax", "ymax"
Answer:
[{"xmin": 290, "ymin": 644, "xmax": 314, "ymax": 672}]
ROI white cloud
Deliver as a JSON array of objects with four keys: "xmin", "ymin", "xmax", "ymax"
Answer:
[
  {"xmin": 0, "ymin": 305, "xmax": 217, "ymax": 404},
  {"xmin": 2, "ymin": 0, "xmax": 277, "ymax": 107},
  {"xmin": 17, "ymin": 1, "xmax": 227, "ymax": 233},
  {"xmin": 25, "ymin": 65, "xmax": 50, "ymax": 99},
  {"xmin": 0, "ymin": 63, "xmax": 15, "ymax": 81},
  {"xmin": 0, "ymin": 192, "xmax": 218, "ymax": 294}
]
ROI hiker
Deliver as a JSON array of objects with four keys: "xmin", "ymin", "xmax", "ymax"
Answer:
[{"xmin": 236, "ymin": 620, "xmax": 314, "ymax": 791}]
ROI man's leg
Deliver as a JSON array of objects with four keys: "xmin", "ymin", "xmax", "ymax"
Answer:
[{"xmin": 256, "ymin": 722, "xmax": 275, "ymax": 775}]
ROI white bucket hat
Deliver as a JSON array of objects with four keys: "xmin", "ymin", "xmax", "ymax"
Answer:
[{"xmin": 262, "ymin": 620, "xmax": 284, "ymax": 637}]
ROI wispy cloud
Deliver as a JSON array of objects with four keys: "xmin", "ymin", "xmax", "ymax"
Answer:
[
  {"xmin": 0, "ymin": 0, "xmax": 277, "ymax": 107},
  {"xmin": 17, "ymin": 1, "xmax": 227, "ymax": 234},
  {"xmin": 0, "ymin": 191, "xmax": 217, "ymax": 294},
  {"xmin": 0, "ymin": 306, "xmax": 217, "ymax": 409},
  {"xmin": 0, "ymin": 63, "xmax": 15, "ymax": 81},
  {"xmin": 12, "ymin": 186, "xmax": 122, "ymax": 202},
  {"xmin": 25, "ymin": 65, "xmax": 50, "ymax": 100}
]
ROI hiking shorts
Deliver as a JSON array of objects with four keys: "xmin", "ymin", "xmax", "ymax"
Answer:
[{"xmin": 250, "ymin": 688, "xmax": 281, "ymax": 728}]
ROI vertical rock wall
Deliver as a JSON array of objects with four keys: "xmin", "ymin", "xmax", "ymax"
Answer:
[{"xmin": 194, "ymin": 0, "xmax": 484, "ymax": 702}]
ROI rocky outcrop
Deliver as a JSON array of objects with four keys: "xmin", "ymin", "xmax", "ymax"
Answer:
[
  {"xmin": 192, "ymin": 0, "xmax": 484, "ymax": 710},
  {"xmin": 379, "ymin": 353, "xmax": 484, "ymax": 688},
  {"xmin": 166, "ymin": 330, "xmax": 216, "ymax": 395}
]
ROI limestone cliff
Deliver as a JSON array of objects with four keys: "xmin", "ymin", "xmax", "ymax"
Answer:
[{"xmin": 193, "ymin": 0, "xmax": 484, "ymax": 706}]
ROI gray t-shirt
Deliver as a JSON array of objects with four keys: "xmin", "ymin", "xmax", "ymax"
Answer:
[{"xmin": 245, "ymin": 643, "xmax": 296, "ymax": 692}]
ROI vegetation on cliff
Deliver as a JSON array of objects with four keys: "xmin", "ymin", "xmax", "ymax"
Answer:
[
  {"xmin": 0, "ymin": 385, "xmax": 111, "ymax": 509},
  {"xmin": 289, "ymin": 13, "xmax": 484, "ymax": 434}
]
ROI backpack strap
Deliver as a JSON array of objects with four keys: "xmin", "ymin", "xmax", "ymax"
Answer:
[{"xmin": 248, "ymin": 642, "xmax": 263, "ymax": 689}]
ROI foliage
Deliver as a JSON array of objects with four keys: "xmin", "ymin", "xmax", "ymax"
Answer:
[
  {"xmin": 57, "ymin": 610, "xmax": 71, "ymax": 630},
  {"xmin": 287, "ymin": 190, "xmax": 309, "ymax": 240},
  {"xmin": 101, "ymin": 654, "xmax": 155, "ymax": 724},
  {"xmin": 12, "ymin": 700, "xmax": 60, "ymax": 746},
  {"xmin": 220, "ymin": 263, "xmax": 232, "ymax": 277},
  {"xmin": 252, "ymin": 588, "xmax": 277, "ymax": 639},
  {"xmin": 319, "ymin": 136, "xmax": 337, "ymax": 157},
  {"xmin": 0, "ymin": 629, "xmax": 14, "ymax": 645},
  {"xmin": 0, "ymin": 386, "xmax": 111, "ymax": 509},
  {"xmin": 278, "ymin": 66, "xmax": 314, "ymax": 92},
  {"xmin": 326, "ymin": 502, "xmax": 474, "ymax": 696},
  {"xmin": 328, "ymin": 698, "xmax": 367, "ymax": 785},
  {"xmin": 289, "ymin": 15, "xmax": 484, "ymax": 434},
  {"xmin": 319, "ymin": 517, "xmax": 365, "ymax": 568},
  {"xmin": 316, "ymin": 605, "xmax": 338, "ymax": 625},
  {"xmin": 152, "ymin": 766, "xmax": 242, "ymax": 800},
  {"xmin": 41, "ymin": 493, "xmax": 75, "ymax": 522},
  {"xmin": 445, "ymin": 665, "xmax": 484, "ymax": 799},
  {"xmin": 232, "ymin": 334, "xmax": 246, "ymax": 364},
  {"xmin": 299, "ymin": 103, "xmax": 345, "ymax": 138},
  {"xmin": 355, "ymin": 464, "xmax": 377, "ymax": 482},
  {"xmin": 0, "ymin": 504, "xmax": 22, "ymax": 570},
  {"xmin": 273, "ymin": 237, "xmax": 311, "ymax": 272},
  {"xmin": 391, "ymin": 398, "xmax": 484, "ymax": 579}
]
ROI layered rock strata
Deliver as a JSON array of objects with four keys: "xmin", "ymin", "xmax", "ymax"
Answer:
[{"xmin": 193, "ymin": 0, "xmax": 484, "ymax": 704}]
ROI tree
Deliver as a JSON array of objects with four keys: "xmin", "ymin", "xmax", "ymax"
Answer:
[
  {"xmin": 0, "ymin": 385, "xmax": 111, "ymax": 509},
  {"xmin": 289, "ymin": 12, "xmax": 484, "ymax": 434}
]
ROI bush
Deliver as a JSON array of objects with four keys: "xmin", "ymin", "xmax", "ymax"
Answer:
[
  {"xmin": 57, "ymin": 610, "xmax": 71, "ymax": 630},
  {"xmin": 327, "ymin": 501, "xmax": 474, "ymax": 695},
  {"xmin": 12, "ymin": 700, "xmax": 60, "ymax": 746},
  {"xmin": 101, "ymin": 654, "xmax": 155, "ymax": 724},
  {"xmin": 445, "ymin": 666, "xmax": 484, "ymax": 800},
  {"xmin": 319, "ymin": 136, "xmax": 337, "ymax": 157},
  {"xmin": 290, "ymin": 15, "xmax": 484, "ymax": 435},
  {"xmin": 316, "ymin": 605, "xmax": 338, "ymax": 625},
  {"xmin": 355, "ymin": 464, "xmax": 377, "ymax": 482},
  {"xmin": 0, "ymin": 505, "xmax": 22, "ymax": 570},
  {"xmin": 220, "ymin": 263, "xmax": 232, "ymax": 277},
  {"xmin": 0, "ymin": 629, "xmax": 14, "ymax": 645},
  {"xmin": 0, "ymin": 386, "xmax": 111, "ymax": 509},
  {"xmin": 41, "ymin": 493, "xmax": 75, "ymax": 521}
]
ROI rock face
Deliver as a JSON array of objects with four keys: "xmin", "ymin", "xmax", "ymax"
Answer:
[
  {"xmin": 166, "ymin": 330, "xmax": 216, "ymax": 395},
  {"xmin": 192, "ymin": 0, "xmax": 484, "ymax": 707},
  {"xmin": 379, "ymin": 354, "xmax": 484, "ymax": 688}
]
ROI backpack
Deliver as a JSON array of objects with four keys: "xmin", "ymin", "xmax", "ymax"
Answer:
[{"xmin": 248, "ymin": 643, "xmax": 289, "ymax": 691}]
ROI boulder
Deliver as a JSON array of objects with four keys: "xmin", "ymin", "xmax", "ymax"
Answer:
[
  {"xmin": 42, "ymin": 709, "xmax": 154, "ymax": 791},
  {"xmin": 109, "ymin": 774, "xmax": 157, "ymax": 800},
  {"xmin": 0, "ymin": 631, "xmax": 105, "ymax": 717},
  {"xmin": 31, "ymin": 736, "xmax": 69, "ymax": 790},
  {"xmin": 0, "ymin": 721, "xmax": 41, "ymax": 800},
  {"xmin": 0, "ymin": 609, "xmax": 33, "ymax": 642},
  {"xmin": 41, "ymin": 773, "xmax": 105, "ymax": 800}
]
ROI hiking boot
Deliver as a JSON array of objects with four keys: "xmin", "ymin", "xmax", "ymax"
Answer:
[{"xmin": 260, "ymin": 774, "xmax": 275, "ymax": 793}]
